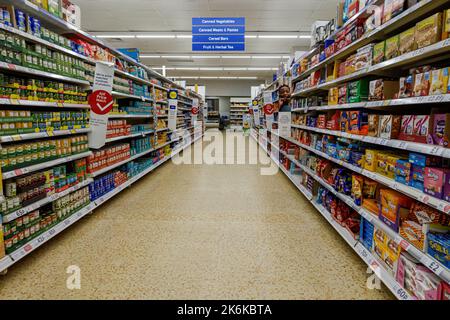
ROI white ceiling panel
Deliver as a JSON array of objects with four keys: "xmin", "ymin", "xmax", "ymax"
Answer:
[{"xmin": 72, "ymin": 0, "xmax": 338, "ymax": 80}]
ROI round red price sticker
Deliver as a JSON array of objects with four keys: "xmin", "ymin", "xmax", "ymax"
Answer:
[
  {"xmin": 191, "ymin": 106, "xmax": 199, "ymax": 115},
  {"xmin": 89, "ymin": 90, "xmax": 114, "ymax": 115}
]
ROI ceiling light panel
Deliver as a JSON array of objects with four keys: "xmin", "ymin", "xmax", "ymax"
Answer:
[
  {"xmin": 258, "ymin": 35, "xmax": 298, "ymax": 39},
  {"xmin": 136, "ymin": 35, "xmax": 176, "ymax": 38},
  {"xmin": 96, "ymin": 35, "xmax": 136, "ymax": 38},
  {"xmin": 221, "ymin": 55, "xmax": 251, "ymax": 59}
]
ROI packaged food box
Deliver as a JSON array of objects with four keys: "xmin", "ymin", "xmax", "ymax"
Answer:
[
  {"xmin": 399, "ymin": 115, "xmax": 414, "ymax": 139},
  {"xmin": 354, "ymin": 44, "xmax": 373, "ymax": 71},
  {"xmin": 429, "ymin": 113, "xmax": 450, "ymax": 148},
  {"xmin": 328, "ymin": 87, "xmax": 339, "ymax": 105},
  {"xmin": 424, "ymin": 167, "xmax": 449, "ymax": 199},
  {"xmin": 369, "ymin": 79, "xmax": 399, "ymax": 101},
  {"xmin": 364, "ymin": 149, "xmax": 379, "ymax": 172},
  {"xmin": 442, "ymin": 283, "xmax": 450, "ymax": 300},
  {"xmin": 398, "ymin": 75, "xmax": 414, "ymax": 98},
  {"xmin": 399, "ymin": 27, "xmax": 416, "ymax": 55},
  {"xmin": 359, "ymin": 217, "xmax": 374, "ymax": 251},
  {"xmin": 347, "ymin": 79, "xmax": 369, "ymax": 103},
  {"xmin": 373, "ymin": 41, "xmax": 385, "ymax": 65},
  {"xmin": 415, "ymin": 13, "xmax": 442, "ymax": 49},
  {"xmin": 379, "ymin": 189, "xmax": 413, "ymax": 232},
  {"xmin": 413, "ymin": 71, "xmax": 431, "ymax": 97},
  {"xmin": 443, "ymin": 9, "xmax": 450, "ymax": 40},
  {"xmin": 430, "ymin": 68, "xmax": 449, "ymax": 95},
  {"xmin": 349, "ymin": 110, "xmax": 368, "ymax": 135},
  {"xmin": 411, "ymin": 165, "xmax": 425, "ymax": 192},
  {"xmin": 427, "ymin": 232, "xmax": 450, "ymax": 269},
  {"xmin": 379, "ymin": 114, "xmax": 401, "ymax": 139},
  {"xmin": 368, "ymin": 114, "xmax": 380, "ymax": 136},
  {"xmin": 408, "ymin": 152, "xmax": 442, "ymax": 167},
  {"xmin": 411, "ymin": 115, "xmax": 431, "ymax": 143},
  {"xmin": 385, "ymin": 35, "xmax": 400, "ymax": 60},
  {"xmin": 338, "ymin": 84, "xmax": 348, "ymax": 105},
  {"xmin": 395, "ymin": 159, "xmax": 412, "ymax": 185}
]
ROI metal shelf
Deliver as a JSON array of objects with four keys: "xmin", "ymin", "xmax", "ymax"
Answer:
[
  {"xmin": 0, "ymin": 98, "xmax": 90, "ymax": 109},
  {"xmin": 292, "ymin": 124, "xmax": 450, "ymax": 158},
  {"xmin": 284, "ymin": 137, "xmax": 450, "ymax": 215},
  {"xmin": 0, "ymin": 128, "xmax": 91, "ymax": 143},
  {"xmin": 2, "ymin": 151, "xmax": 92, "ymax": 180},
  {"xmin": 291, "ymin": 0, "xmax": 447, "ymax": 84},
  {"xmin": 0, "ymin": 61, "xmax": 90, "ymax": 86},
  {"xmin": 105, "ymin": 130, "xmax": 155, "ymax": 143}
]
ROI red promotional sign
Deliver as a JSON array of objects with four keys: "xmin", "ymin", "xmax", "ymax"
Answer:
[
  {"xmin": 89, "ymin": 90, "xmax": 114, "ymax": 115},
  {"xmin": 263, "ymin": 103, "xmax": 275, "ymax": 115},
  {"xmin": 248, "ymin": 108, "xmax": 253, "ymax": 115},
  {"xmin": 191, "ymin": 106, "xmax": 199, "ymax": 115}
]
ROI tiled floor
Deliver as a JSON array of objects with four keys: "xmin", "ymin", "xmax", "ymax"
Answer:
[{"xmin": 0, "ymin": 131, "xmax": 393, "ymax": 299}]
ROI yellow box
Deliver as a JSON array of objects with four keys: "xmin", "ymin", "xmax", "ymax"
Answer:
[
  {"xmin": 399, "ymin": 27, "xmax": 416, "ymax": 55},
  {"xmin": 415, "ymin": 12, "xmax": 442, "ymax": 49},
  {"xmin": 364, "ymin": 149, "xmax": 379, "ymax": 172},
  {"xmin": 443, "ymin": 9, "xmax": 450, "ymax": 40},
  {"xmin": 430, "ymin": 67, "xmax": 449, "ymax": 95},
  {"xmin": 328, "ymin": 87, "xmax": 339, "ymax": 105},
  {"xmin": 385, "ymin": 35, "xmax": 399, "ymax": 60}
]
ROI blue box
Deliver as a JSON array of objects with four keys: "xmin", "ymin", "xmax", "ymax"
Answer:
[
  {"xmin": 360, "ymin": 217, "xmax": 374, "ymax": 251},
  {"xmin": 117, "ymin": 48, "xmax": 140, "ymax": 62}
]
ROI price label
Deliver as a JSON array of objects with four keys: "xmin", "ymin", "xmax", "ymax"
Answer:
[
  {"xmin": 36, "ymin": 235, "xmax": 45, "ymax": 244},
  {"xmin": 70, "ymin": 129, "xmax": 76, "ymax": 134},
  {"xmin": 429, "ymin": 146, "xmax": 441, "ymax": 156},
  {"xmin": 424, "ymin": 258, "xmax": 443, "ymax": 275},
  {"xmin": 442, "ymin": 38, "xmax": 450, "ymax": 47},
  {"xmin": 12, "ymin": 135, "xmax": 21, "ymax": 141},
  {"xmin": 412, "ymin": 47, "xmax": 425, "ymax": 57},
  {"xmin": 394, "ymin": 284, "xmax": 410, "ymax": 300},
  {"xmin": 15, "ymin": 208, "xmax": 27, "ymax": 217},
  {"xmin": 399, "ymin": 239, "xmax": 410, "ymax": 250},
  {"xmin": 14, "ymin": 169, "xmax": 24, "ymax": 176},
  {"xmin": 64, "ymin": 219, "xmax": 71, "ymax": 226},
  {"xmin": 141, "ymin": 96, "xmax": 145, "ymax": 102},
  {"xmin": 380, "ymin": 139, "xmax": 389, "ymax": 146},
  {"xmin": 48, "ymin": 228, "xmax": 56, "ymax": 236},
  {"xmin": 397, "ymin": 141, "xmax": 407, "ymax": 149},
  {"xmin": 47, "ymin": 131, "xmax": 54, "ymax": 137},
  {"xmin": 57, "ymin": 102, "xmax": 64, "ymax": 107},
  {"xmin": 7, "ymin": 64, "xmax": 16, "ymax": 70}
]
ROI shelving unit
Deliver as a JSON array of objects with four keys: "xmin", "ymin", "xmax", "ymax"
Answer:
[
  {"xmin": 229, "ymin": 97, "xmax": 251, "ymax": 130},
  {"xmin": 0, "ymin": 1, "xmax": 205, "ymax": 274},
  {"xmin": 253, "ymin": 0, "xmax": 450, "ymax": 301}
]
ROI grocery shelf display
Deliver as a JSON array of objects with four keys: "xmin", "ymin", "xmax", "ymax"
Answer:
[
  {"xmin": 253, "ymin": 0, "xmax": 450, "ymax": 300},
  {"xmin": 0, "ymin": 1, "xmax": 204, "ymax": 274}
]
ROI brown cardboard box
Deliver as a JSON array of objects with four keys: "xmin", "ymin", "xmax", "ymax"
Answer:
[
  {"xmin": 399, "ymin": 27, "xmax": 416, "ymax": 55},
  {"xmin": 368, "ymin": 114, "xmax": 380, "ymax": 136},
  {"xmin": 379, "ymin": 114, "xmax": 401, "ymax": 139},
  {"xmin": 369, "ymin": 79, "xmax": 399, "ymax": 101}
]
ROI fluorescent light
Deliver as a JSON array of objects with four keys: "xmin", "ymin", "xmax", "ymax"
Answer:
[
  {"xmin": 271, "ymin": 68, "xmax": 279, "ymax": 70},
  {"xmin": 96, "ymin": 35, "xmax": 136, "ymax": 38},
  {"xmin": 176, "ymin": 34, "xmax": 193, "ymax": 38},
  {"xmin": 223, "ymin": 67, "xmax": 248, "ymax": 71},
  {"xmin": 238, "ymin": 77, "xmax": 258, "ymax": 79},
  {"xmin": 258, "ymin": 35, "xmax": 298, "ymax": 39},
  {"xmin": 221, "ymin": 55, "xmax": 251, "ymax": 59},
  {"xmin": 252, "ymin": 56, "xmax": 282, "ymax": 59},
  {"xmin": 199, "ymin": 76, "xmax": 219, "ymax": 79},
  {"xmin": 219, "ymin": 77, "xmax": 238, "ymax": 79},
  {"xmin": 191, "ymin": 55, "xmax": 221, "ymax": 59},
  {"xmin": 140, "ymin": 55, "xmax": 161, "ymax": 58},
  {"xmin": 175, "ymin": 67, "xmax": 199, "ymax": 70},
  {"xmin": 299, "ymin": 35, "xmax": 312, "ymax": 39},
  {"xmin": 247, "ymin": 67, "xmax": 272, "ymax": 71},
  {"xmin": 199, "ymin": 67, "xmax": 224, "ymax": 71},
  {"xmin": 245, "ymin": 34, "xmax": 257, "ymax": 38},
  {"xmin": 136, "ymin": 35, "xmax": 176, "ymax": 38},
  {"xmin": 172, "ymin": 76, "xmax": 199, "ymax": 79},
  {"xmin": 161, "ymin": 55, "xmax": 191, "ymax": 59},
  {"xmin": 282, "ymin": 56, "xmax": 291, "ymax": 59},
  {"xmin": 164, "ymin": 67, "xmax": 176, "ymax": 70}
]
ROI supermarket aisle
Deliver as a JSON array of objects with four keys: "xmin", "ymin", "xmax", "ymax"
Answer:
[{"xmin": 0, "ymin": 132, "xmax": 393, "ymax": 299}]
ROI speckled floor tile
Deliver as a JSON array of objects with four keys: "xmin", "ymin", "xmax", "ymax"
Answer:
[{"xmin": 0, "ymin": 133, "xmax": 393, "ymax": 299}]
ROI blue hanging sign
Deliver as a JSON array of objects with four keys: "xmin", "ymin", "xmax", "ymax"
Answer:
[{"xmin": 192, "ymin": 17, "xmax": 245, "ymax": 51}]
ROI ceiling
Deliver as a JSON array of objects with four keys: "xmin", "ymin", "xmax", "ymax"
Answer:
[{"xmin": 72, "ymin": 0, "xmax": 338, "ymax": 82}]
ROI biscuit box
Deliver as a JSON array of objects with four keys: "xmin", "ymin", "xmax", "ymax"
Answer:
[
  {"xmin": 359, "ymin": 217, "xmax": 374, "ymax": 251},
  {"xmin": 410, "ymin": 165, "xmax": 425, "ymax": 192},
  {"xmin": 347, "ymin": 79, "xmax": 369, "ymax": 103},
  {"xmin": 429, "ymin": 113, "xmax": 450, "ymax": 148},
  {"xmin": 399, "ymin": 219, "xmax": 426, "ymax": 251},
  {"xmin": 395, "ymin": 159, "xmax": 411, "ymax": 186},
  {"xmin": 427, "ymin": 232, "xmax": 450, "ymax": 269},
  {"xmin": 398, "ymin": 75, "xmax": 414, "ymax": 98},
  {"xmin": 379, "ymin": 188, "xmax": 413, "ymax": 232},
  {"xmin": 338, "ymin": 84, "xmax": 348, "ymax": 104},
  {"xmin": 349, "ymin": 110, "xmax": 368, "ymax": 135},
  {"xmin": 408, "ymin": 152, "xmax": 442, "ymax": 167},
  {"xmin": 442, "ymin": 282, "xmax": 450, "ymax": 300},
  {"xmin": 368, "ymin": 114, "xmax": 380, "ymax": 136},
  {"xmin": 328, "ymin": 87, "xmax": 339, "ymax": 105},
  {"xmin": 379, "ymin": 114, "xmax": 401, "ymax": 139},
  {"xmin": 364, "ymin": 149, "xmax": 379, "ymax": 172},
  {"xmin": 424, "ymin": 167, "xmax": 450, "ymax": 200},
  {"xmin": 443, "ymin": 8, "xmax": 450, "ymax": 40}
]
